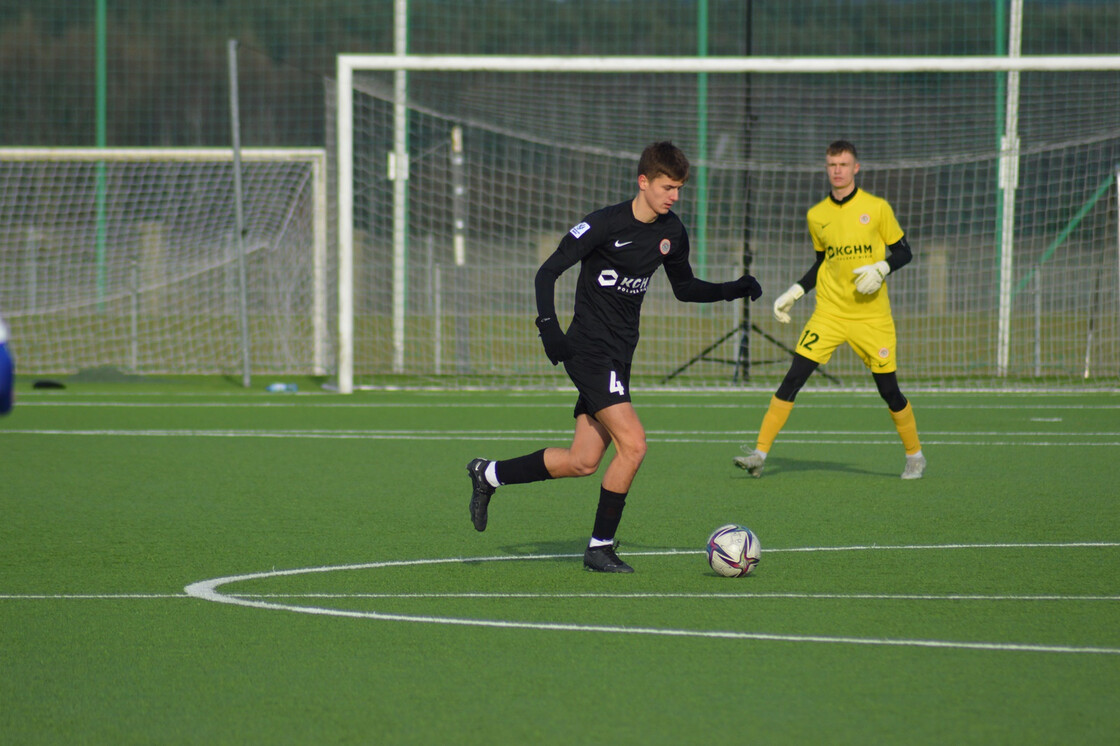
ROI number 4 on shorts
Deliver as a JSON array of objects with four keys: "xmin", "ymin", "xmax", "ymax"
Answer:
[{"xmin": 609, "ymin": 370, "xmax": 625, "ymax": 395}]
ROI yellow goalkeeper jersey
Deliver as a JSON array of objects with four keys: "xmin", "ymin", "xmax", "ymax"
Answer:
[{"xmin": 806, "ymin": 187, "xmax": 903, "ymax": 321}]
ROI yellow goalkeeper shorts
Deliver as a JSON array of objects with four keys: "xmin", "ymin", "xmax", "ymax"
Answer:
[{"xmin": 795, "ymin": 312, "xmax": 898, "ymax": 373}]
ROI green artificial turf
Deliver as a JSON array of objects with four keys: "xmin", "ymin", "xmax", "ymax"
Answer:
[{"xmin": 2, "ymin": 382, "xmax": 1118, "ymax": 744}]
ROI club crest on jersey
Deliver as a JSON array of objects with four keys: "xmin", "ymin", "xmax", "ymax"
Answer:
[
  {"xmin": 860, "ymin": 214, "xmax": 871, "ymax": 224},
  {"xmin": 659, "ymin": 238, "xmax": 671, "ymax": 255},
  {"xmin": 569, "ymin": 221, "xmax": 591, "ymax": 239}
]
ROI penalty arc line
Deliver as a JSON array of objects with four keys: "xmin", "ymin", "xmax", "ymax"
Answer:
[
  {"xmin": 183, "ymin": 543, "xmax": 1120, "ymax": 656},
  {"xmin": 180, "ymin": 591, "xmax": 1120, "ymax": 656}
]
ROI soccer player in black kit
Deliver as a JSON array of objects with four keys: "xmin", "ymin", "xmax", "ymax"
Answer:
[{"xmin": 466, "ymin": 141, "xmax": 763, "ymax": 573}]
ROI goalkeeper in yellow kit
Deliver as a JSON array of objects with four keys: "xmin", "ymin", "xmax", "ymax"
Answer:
[{"xmin": 736, "ymin": 140, "xmax": 925, "ymax": 479}]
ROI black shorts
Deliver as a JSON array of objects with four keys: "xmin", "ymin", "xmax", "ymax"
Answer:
[{"xmin": 563, "ymin": 358, "xmax": 632, "ymax": 418}]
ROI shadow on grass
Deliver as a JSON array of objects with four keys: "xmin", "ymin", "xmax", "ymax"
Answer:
[
  {"xmin": 733, "ymin": 457, "xmax": 887, "ymax": 478},
  {"xmin": 494, "ymin": 537, "xmax": 686, "ymax": 560},
  {"xmin": 489, "ymin": 539, "xmax": 731, "ymax": 578}
]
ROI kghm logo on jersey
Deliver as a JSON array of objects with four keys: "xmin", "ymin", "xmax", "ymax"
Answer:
[
  {"xmin": 597, "ymin": 269, "xmax": 651, "ymax": 295},
  {"xmin": 826, "ymin": 243, "xmax": 873, "ymax": 259},
  {"xmin": 659, "ymin": 238, "xmax": 671, "ymax": 255}
]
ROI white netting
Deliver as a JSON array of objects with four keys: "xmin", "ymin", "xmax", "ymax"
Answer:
[
  {"xmin": 0, "ymin": 149, "xmax": 329, "ymax": 376},
  {"xmin": 335, "ymin": 63, "xmax": 1119, "ymax": 388}
]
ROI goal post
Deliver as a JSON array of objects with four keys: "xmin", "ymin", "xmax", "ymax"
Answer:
[
  {"xmin": 334, "ymin": 54, "xmax": 1120, "ymax": 391},
  {"xmin": 0, "ymin": 147, "xmax": 329, "ymax": 376}
]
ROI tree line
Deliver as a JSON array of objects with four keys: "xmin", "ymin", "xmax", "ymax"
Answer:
[{"xmin": 0, "ymin": 1, "xmax": 1115, "ymax": 147}]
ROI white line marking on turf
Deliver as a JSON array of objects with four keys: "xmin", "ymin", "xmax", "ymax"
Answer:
[
  {"xmin": 6, "ymin": 428, "xmax": 1120, "ymax": 447},
  {"xmin": 767, "ymin": 541, "xmax": 1120, "ymax": 551},
  {"xmin": 235, "ymin": 592, "xmax": 1120, "ymax": 602},
  {"xmin": 0, "ymin": 594, "xmax": 185, "ymax": 599},
  {"xmin": 6, "ymin": 590, "xmax": 1117, "ymax": 602},
  {"xmin": 16, "ymin": 396, "xmax": 1120, "ymax": 409},
  {"xmin": 182, "ymin": 543, "xmax": 1120, "ymax": 656}
]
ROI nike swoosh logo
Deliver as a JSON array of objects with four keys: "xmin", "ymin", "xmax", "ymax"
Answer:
[
  {"xmin": 820, "ymin": 222, "xmax": 831, "ymax": 230},
  {"xmin": 614, "ymin": 240, "xmax": 632, "ymax": 247}
]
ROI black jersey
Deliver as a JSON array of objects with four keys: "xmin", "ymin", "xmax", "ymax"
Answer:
[{"xmin": 537, "ymin": 200, "xmax": 708, "ymax": 363}]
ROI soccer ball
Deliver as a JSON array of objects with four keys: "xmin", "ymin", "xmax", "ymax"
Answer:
[{"xmin": 706, "ymin": 524, "xmax": 761, "ymax": 577}]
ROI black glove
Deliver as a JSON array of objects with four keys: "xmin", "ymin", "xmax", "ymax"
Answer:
[
  {"xmin": 720, "ymin": 274, "xmax": 763, "ymax": 302},
  {"xmin": 535, "ymin": 316, "xmax": 571, "ymax": 365}
]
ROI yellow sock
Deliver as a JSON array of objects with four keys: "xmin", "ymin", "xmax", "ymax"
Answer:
[
  {"xmin": 756, "ymin": 395, "xmax": 795, "ymax": 454},
  {"xmin": 889, "ymin": 402, "xmax": 922, "ymax": 455}
]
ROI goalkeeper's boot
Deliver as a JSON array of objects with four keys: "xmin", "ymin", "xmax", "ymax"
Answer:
[
  {"xmin": 466, "ymin": 458, "xmax": 495, "ymax": 532},
  {"xmin": 901, "ymin": 453, "xmax": 927, "ymax": 480},
  {"xmin": 583, "ymin": 541, "xmax": 634, "ymax": 573},
  {"xmin": 733, "ymin": 447, "xmax": 766, "ymax": 478}
]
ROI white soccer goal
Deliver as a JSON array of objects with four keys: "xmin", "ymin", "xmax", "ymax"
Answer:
[
  {"xmin": 0, "ymin": 148, "xmax": 329, "ymax": 376},
  {"xmin": 332, "ymin": 53, "xmax": 1120, "ymax": 392}
]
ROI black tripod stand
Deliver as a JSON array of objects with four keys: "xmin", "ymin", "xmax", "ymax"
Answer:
[{"xmin": 661, "ymin": 318, "xmax": 841, "ymax": 385}]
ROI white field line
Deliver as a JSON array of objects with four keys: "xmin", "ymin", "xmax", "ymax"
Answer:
[
  {"xmin": 175, "ymin": 543, "xmax": 1120, "ymax": 656},
  {"xmin": 0, "ymin": 594, "xmax": 185, "ymax": 599},
  {"xmin": 15, "ymin": 399, "xmax": 1120, "ymax": 410},
  {"xmin": 4, "ymin": 427, "xmax": 1120, "ymax": 447},
  {"xmin": 4, "ymin": 591, "xmax": 1115, "ymax": 600},
  {"xmin": 7, "ymin": 428, "xmax": 1120, "ymax": 436},
  {"xmin": 10, "ymin": 542, "xmax": 1119, "ymax": 604},
  {"xmin": 5, "ymin": 591, "xmax": 1118, "ymax": 602},
  {"xmin": 231, "ymin": 592, "xmax": 1120, "ymax": 601},
  {"xmin": 6, "ymin": 544, "xmax": 1118, "ymax": 654}
]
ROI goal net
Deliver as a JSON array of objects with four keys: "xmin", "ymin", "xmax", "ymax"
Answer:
[
  {"xmin": 331, "ymin": 55, "xmax": 1120, "ymax": 391},
  {"xmin": 0, "ymin": 148, "xmax": 329, "ymax": 376}
]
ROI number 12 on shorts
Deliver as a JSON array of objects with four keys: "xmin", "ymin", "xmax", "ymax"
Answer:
[
  {"xmin": 799, "ymin": 329, "xmax": 819, "ymax": 350},
  {"xmin": 609, "ymin": 370, "xmax": 626, "ymax": 395}
]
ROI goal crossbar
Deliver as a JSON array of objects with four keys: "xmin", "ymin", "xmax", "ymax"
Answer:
[
  {"xmin": 339, "ymin": 54, "xmax": 1120, "ymax": 74},
  {"xmin": 0, "ymin": 147, "xmax": 327, "ymax": 163}
]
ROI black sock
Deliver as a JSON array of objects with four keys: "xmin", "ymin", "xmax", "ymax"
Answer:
[
  {"xmin": 591, "ymin": 487, "xmax": 627, "ymax": 542},
  {"xmin": 494, "ymin": 449, "xmax": 552, "ymax": 485}
]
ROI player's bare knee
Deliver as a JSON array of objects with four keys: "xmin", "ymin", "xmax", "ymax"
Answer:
[
  {"xmin": 617, "ymin": 438, "xmax": 647, "ymax": 468},
  {"xmin": 571, "ymin": 461, "xmax": 599, "ymax": 477},
  {"xmin": 567, "ymin": 452, "xmax": 603, "ymax": 477}
]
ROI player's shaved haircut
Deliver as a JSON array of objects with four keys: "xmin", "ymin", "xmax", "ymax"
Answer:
[
  {"xmin": 827, "ymin": 140, "xmax": 858, "ymax": 160},
  {"xmin": 638, "ymin": 140, "xmax": 690, "ymax": 183}
]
